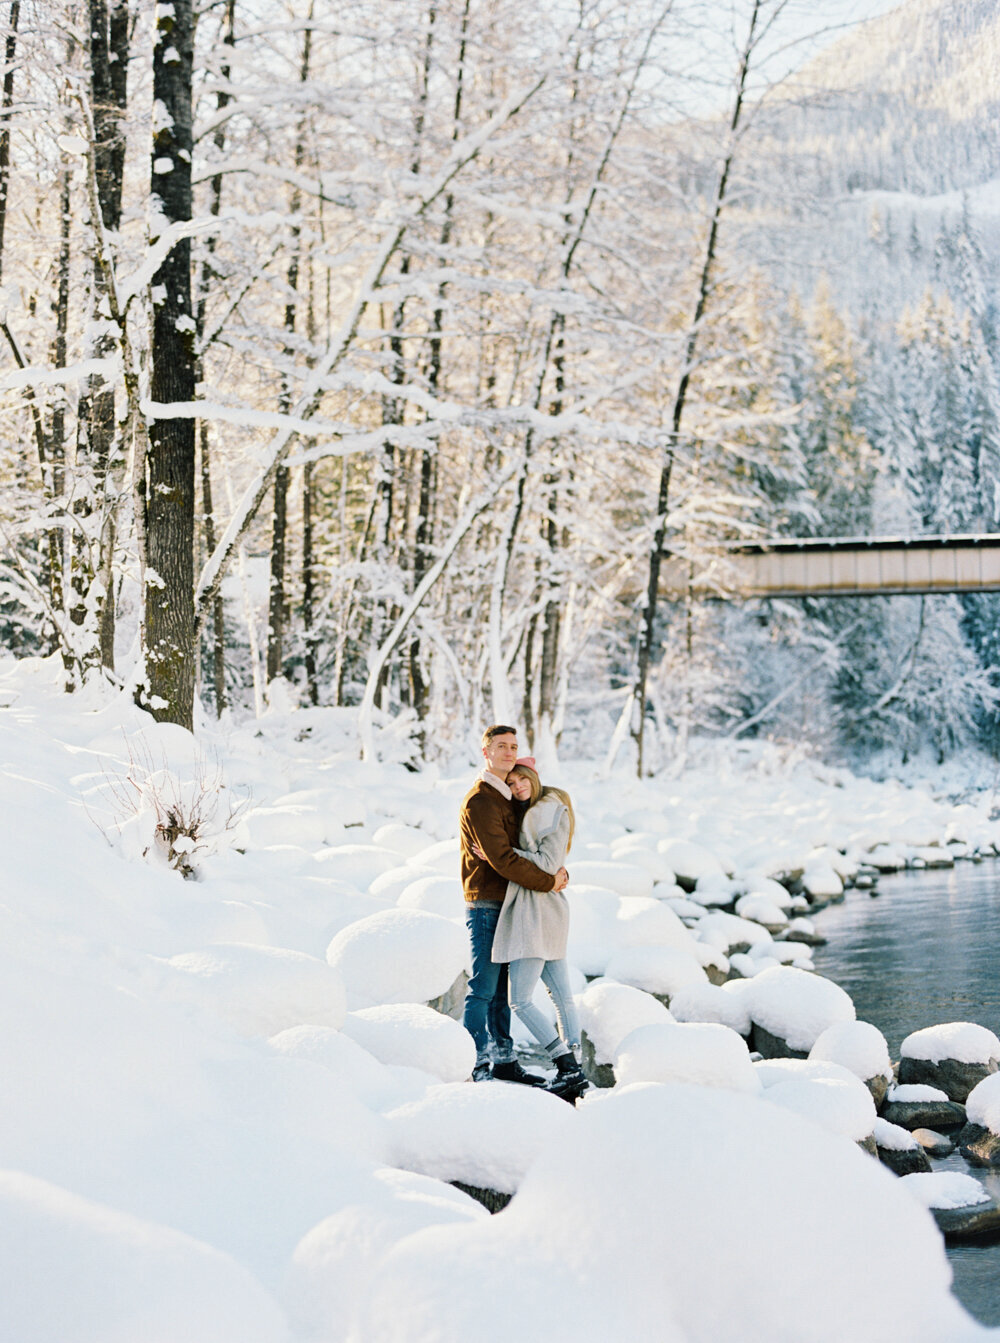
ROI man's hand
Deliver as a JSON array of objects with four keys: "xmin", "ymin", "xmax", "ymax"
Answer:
[{"xmin": 553, "ymin": 867, "xmax": 569, "ymax": 891}]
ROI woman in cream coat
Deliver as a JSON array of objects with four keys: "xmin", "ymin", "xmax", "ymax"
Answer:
[{"xmin": 490, "ymin": 759, "xmax": 586, "ymax": 1101}]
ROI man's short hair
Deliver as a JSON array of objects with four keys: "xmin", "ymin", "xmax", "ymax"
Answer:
[{"xmin": 482, "ymin": 723, "xmax": 517, "ymax": 747}]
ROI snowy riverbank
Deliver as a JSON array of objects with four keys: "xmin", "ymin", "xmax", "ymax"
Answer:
[{"xmin": 2, "ymin": 651, "xmax": 999, "ymax": 1342}]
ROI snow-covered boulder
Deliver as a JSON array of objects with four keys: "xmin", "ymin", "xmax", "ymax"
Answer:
[
  {"xmin": 764, "ymin": 1076, "xmax": 877, "ymax": 1148},
  {"xmin": 613, "ymin": 1022, "xmax": 760, "ymax": 1094},
  {"xmin": 668, "ymin": 982, "xmax": 752, "ymax": 1036},
  {"xmin": 734, "ymin": 893, "xmax": 788, "ymax": 930},
  {"xmin": 283, "ymin": 1168, "xmax": 486, "ymax": 1342},
  {"xmin": 958, "ymin": 1074, "xmax": 1000, "ymax": 1167},
  {"xmin": 899, "ymin": 1022, "xmax": 1000, "ymax": 1102},
  {"xmin": 356, "ymin": 1084, "xmax": 982, "ymax": 1343},
  {"xmin": 313, "ymin": 843, "xmax": 400, "ymax": 890},
  {"xmin": 269, "ymin": 1024, "xmax": 428, "ymax": 1112},
  {"xmin": 396, "ymin": 874, "xmax": 464, "ymax": 919},
  {"xmin": 695, "ymin": 910, "xmax": 773, "ymax": 955},
  {"xmin": 901, "ymin": 1171, "xmax": 1000, "ymax": 1238},
  {"xmin": 384, "ymin": 1081, "xmax": 573, "ymax": 1195},
  {"xmin": 372, "ymin": 823, "xmax": 435, "ymax": 860},
  {"xmin": 810, "ymin": 1021, "xmax": 893, "ymax": 1108},
  {"xmin": 743, "ymin": 965, "xmax": 855, "ymax": 1058},
  {"xmin": 603, "ymin": 945, "xmax": 707, "ymax": 1000},
  {"xmin": 565, "ymin": 885, "xmax": 621, "ymax": 975},
  {"xmin": 341, "ymin": 1005, "xmax": 476, "ymax": 1083},
  {"xmin": 0, "ymin": 1171, "xmax": 289, "ymax": 1343},
  {"xmin": 882, "ymin": 1083, "xmax": 967, "ymax": 1133},
  {"xmin": 369, "ymin": 864, "xmax": 441, "ymax": 902},
  {"xmin": 801, "ymin": 862, "xmax": 843, "ymax": 901},
  {"xmin": 656, "ymin": 838, "xmax": 727, "ymax": 890},
  {"xmin": 576, "ymin": 979, "xmax": 673, "ymax": 1084},
  {"xmin": 608, "ymin": 836, "xmax": 677, "ymax": 883},
  {"xmin": 874, "ymin": 1118, "xmax": 931, "ymax": 1176},
  {"xmin": 326, "ymin": 908, "xmax": 467, "ymax": 1010},
  {"xmin": 568, "ymin": 861, "xmax": 653, "ymax": 900},
  {"xmin": 614, "ymin": 897, "xmax": 697, "ymax": 951},
  {"xmin": 155, "ymin": 943, "xmax": 347, "ymax": 1037},
  {"xmin": 413, "ymin": 838, "xmax": 462, "ymax": 875}
]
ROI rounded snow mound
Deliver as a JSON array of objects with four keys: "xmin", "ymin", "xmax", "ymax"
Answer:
[
  {"xmin": 603, "ymin": 945, "xmax": 707, "ymax": 998},
  {"xmin": 356, "ymin": 1084, "xmax": 976, "ymax": 1343},
  {"xmin": 371, "ymin": 823, "xmax": 433, "ymax": 859},
  {"xmin": 810, "ymin": 1021, "xmax": 892, "ymax": 1083},
  {"xmin": 615, "ymin": 897, "xmax": 697, "ymax": 951},
  {"xmin": 341, "ymin": 1005, "xmax": 475, "ymax": 1084},
  {"xmin": 326, "ymin": 908, "xmax": 467, "ymax": 1010},
  {"xmin": 669, "ymin": 982, "xmax": 751, "ymax": 1036},
  {"xmin": 696, "ymin": 910, "xmax": 774, "ymax": 953},
  {"xmin": 268, "ymin": 1024, "xmax": 427, "ymax": 1112},
  {"xmin": 412, "ymin": 838, "xmax": 461, "ymax": 875},
  {"xmin": 764, "ymin": 1076, "xmax": 877, "ymax": 1144},
  {"xmin": 385, "ymin": 1081, "xmax": 574, "ymax": 1194},
  {"xmin": 569, "ymin": 860, "xmax": 653, "ymax": 900},
  {"xmin": 614, "ymin": 1021, "xmax": 760, "ymax": 1094},
  {"xmin": 965, "ymin": 1073, "xmax": 1000, "ymax": 1133},
  {"xmin": 656, "ymin": 838, "xmax": 726, "ymax": 883},
  {"xmin": 0, "ymin": 1170, "xmax": 288, "ymax": 1343},
  {"xmin": 755, "ymin": 1058, "xmax": 872, "ymax": 1093},
  {"xmin": 577, "ymin": 979, "xmax": 674, "ymax": 1064},
  {"xmin": 396, "ymin": 875, "xmax": 463, "ymax": 919},
  {"xmin": 313, "ymin": 843, "xmax": 400, "ymax": 890},
  {"xmin": 744, "ymin": 965, "xmax": 855, "ymax": 1052},
  {"xmin": 901, "ymin": 1172, "xmax": 991, "ymax": 1211},
  {"xmin": 284, "ymin": 1167, "xmax": 486, "ymax": 1342},
  {"xmin": 735, "ymin": 894, "xmax": 788, "ymax": 927},
  {"xmin": 889, "ymin": 1082, "xmax": 950, "ymax": 1102},
  {"xmin": 901, "ymin": 1022, "xmax": 1000, "ymax": 1066},
  {"xmin": 159, "ymin": 942, "xmax": 347, "ymax": 1036},
  {"xmin": 873, "ymin": 1118, "xmax": 920, "ymax": 1152}
]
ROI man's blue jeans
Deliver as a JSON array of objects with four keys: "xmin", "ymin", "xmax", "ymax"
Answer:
[{"xmin": 462, "ymin": 902, "xmax": 514, "ymax": 1065}]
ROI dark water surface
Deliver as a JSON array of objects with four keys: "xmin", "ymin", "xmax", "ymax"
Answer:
[{"xmin": 811, "ymin": 863, "xmax": 1000, "ymax": 1326}]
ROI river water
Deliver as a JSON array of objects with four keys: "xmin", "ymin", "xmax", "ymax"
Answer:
[{"xmin": 811, "ymin": 862, "xmax": 1000, "ymax": 1326}]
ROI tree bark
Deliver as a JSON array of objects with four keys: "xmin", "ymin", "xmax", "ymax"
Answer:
[
  {"xmin": 267, "ymin": 15, "xmax": 313, "ymax": 688},
  {"xmin": 194, "ymin": 0, "xmax": 235, "ymax": 716},
  {"xmin": 87, "ymin": 0, "xmax": 129, "ymax": 672},
  {"xmin": 145, "ymin": 0, "xmax": 196, "ymax": 728},
  {"xmin": 631, "ymin": 0, "xmax": 762, "ymax": 776},
  {"xmin": 0, "ymin": 1, "xmax": 19, "ymax": 276}
]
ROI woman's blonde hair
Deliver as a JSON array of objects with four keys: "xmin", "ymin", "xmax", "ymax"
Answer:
[{"xmin": 508, "ymin": 764, "xmax": 575, "ymax": 853}]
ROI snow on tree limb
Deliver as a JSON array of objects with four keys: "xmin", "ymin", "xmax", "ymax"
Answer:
[{"xmin": 193, "ymin": 67, "xmax": 550, "ymax": 637}]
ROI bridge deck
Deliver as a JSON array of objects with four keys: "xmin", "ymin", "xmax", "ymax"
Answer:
[{"xmin": 659, "ymin": 535, "xmax": 1000, "ymax": 599}]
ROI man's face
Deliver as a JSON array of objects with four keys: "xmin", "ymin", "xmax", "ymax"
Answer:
[{"xmin": 483, "ymin": 732, "xmax": 518, "ymax": 777}]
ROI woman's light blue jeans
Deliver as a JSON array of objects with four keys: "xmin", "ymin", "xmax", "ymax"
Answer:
[{"xmin": 508, "ymin": 957, "xmax": 580, "ymax": 1057}]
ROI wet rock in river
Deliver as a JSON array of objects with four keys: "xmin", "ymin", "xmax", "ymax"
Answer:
[
  {"xmin": 910, "ymin": 1128, "xmax": 955, "ymax": 1158},
  {"xmin": 898, "ymin": 1022, "xmax": 1000, "ymax": 1103}
]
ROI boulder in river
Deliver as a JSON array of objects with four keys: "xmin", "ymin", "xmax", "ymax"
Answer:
[
  {"xmin": 898, "ymin": 1022, "xmax": 1000, "ymax": 1103},
  {"xmin": 809, "ymin": 1020, "xmax": 893, "ymax": 1110},
  {"xmin": 881, "ymin": 1098, "xmax": 967, "ymax": 1131},
  {"xmin": 901, "ymin": 1171, "xmax": 1000, "ymax": 1239},
  {"xmin": 910, "ymin": 1128, "xmax": 955, "ymax": 1158},
  {"xmin": 873, "ymin": 1119, "xmax": 931, "ymax": 1175},
  {"xmin": 958, "ymin": 1073, "xmax": 1000, "ymax": 1166}
]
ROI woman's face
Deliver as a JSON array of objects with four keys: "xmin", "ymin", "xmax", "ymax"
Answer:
[{"xmin": 507, "ymin": 770, "xmax": 532, "ymax": 801}]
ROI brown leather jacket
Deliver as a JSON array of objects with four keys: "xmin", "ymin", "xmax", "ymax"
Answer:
[{"xmin": 460, "ymin": 777, "xmax": 557, "ymax": 903}]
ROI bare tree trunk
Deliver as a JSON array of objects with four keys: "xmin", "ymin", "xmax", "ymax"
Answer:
[
  {"xmin": 631, "ymin": 0, "xmax": 762, "ymax": 776},
  {"xmin": 87, "ymin": 0, "xmax": 129, "ymax": 672},
  {"xmin": 194, "ymin": 0, "xmax": 234, "ymax": 716},
  {"xmin": 0, "ymin": 1, "xmax": 19, "ymax": 272},
  {"xmin": 267, "ymin": 14, "xmax": 313, "ymax": 689},
  {"xmin": 145, "ymin": 0, "xmax": 196, "ymax": 728}
]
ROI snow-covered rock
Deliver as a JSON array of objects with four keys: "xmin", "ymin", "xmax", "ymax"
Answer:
[
  {"xmin": 341, "ymin": 1005, "xmax": 475, "ymax": 1083},
  {"xmin": 901, "ymin": 1171, "xmax": 990, "ymax": 1211},
  {"xmin": 744, "ymin": 965, "xmax": 855, "ymax": 1057},
  {"xmin": 735, "ymin": 893, "xmax": 788, "ymax": 929},
  {"xmin": 576, "ymin": 980, "xmax": 673, "ymax": 1067},
  {"xmin": 764, "ymin": 1076, "xmax": 877, "ymax": 1146},
  {"xmin": 613, "ymin": 1022, "xmax": 760, "ymax": 1094},
  {"xmin": 668, "ymin": 982, "xmax": 752, "ymax": 1036},
  {"xmin": 313, "ymin": 843, "xmax": 400, "ymax": 890},
  {"xmin": 810, "ymin": 1021, "xmax": 893, "ymax": 1105},
  {"xmin": 396, "ymin": 874, "xmax": 464, "ymax": 919},
  {"xmin": 0, "ymin": 1170, "xmax": 289, "ymax": 1343},
  {"xmin": 899, "ymin": 1022, "xmax": 1000, "ymax": 1102},
  {"xmin": 568, "ymin": 860, "xmax": 653, "ymax": 900},
  {"xmin": 384, "ymin": 1081, "xmax": 573, "ymax": 1195},
  {"xmin": 326, "ymin": 908, "xmax": 467, "ymax": 1010},
  {"xmin": 603, "ymin": 945, "xmax": 707, "ymax": 999},
  {"xmin": 356, "ymin": 1084, "xmax": 982, "ymax": 1343},
  {"xmin": 155, "ymin": 943, "xmax": 347, "ymax": 1037},
  {"xmin": 656, "ymin": 838, "xmax": 727, "ymax": 887}
]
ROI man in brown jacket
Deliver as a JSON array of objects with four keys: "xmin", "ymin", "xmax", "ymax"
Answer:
[{"xmin": 460, "ymin": 724, "xmax": 568, "ymax": 1082}]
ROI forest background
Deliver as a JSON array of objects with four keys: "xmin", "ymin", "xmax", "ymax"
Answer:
[{"xmin": 2, "ymin": 0, "xmax": 999, "ymax": 774}]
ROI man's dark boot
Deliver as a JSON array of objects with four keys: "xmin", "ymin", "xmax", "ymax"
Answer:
[{"xmin": 491, "ymin": 1059, "xmax": 547, "ymax": 1086}]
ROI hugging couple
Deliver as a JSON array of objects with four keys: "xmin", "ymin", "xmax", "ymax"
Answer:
[{"xmin": 458, "ymin": 724, "xmax": 587, "ymax": 1103}]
